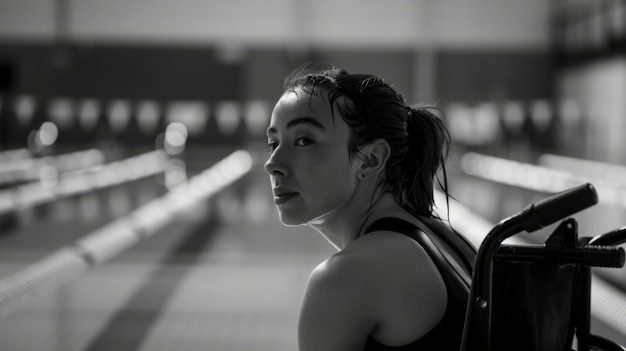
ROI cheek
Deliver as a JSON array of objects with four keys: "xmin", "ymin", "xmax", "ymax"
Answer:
[
  {"xmin": 307, "ymin": 157, "xmax": 357, "ymax": 195},
  {"xmin": 292, "ymin": 141, "xmax": 358, "ymax": 195},
  {"xmin": 307, "ymin": 151, "xmax": 350, "ymax": 176}
]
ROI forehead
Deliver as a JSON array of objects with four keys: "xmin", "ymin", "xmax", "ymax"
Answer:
[
  {"xmin": 270, "ymin": 88, "xmax": 338, "ymax": 127},
  {"xmin": 276, "ymin": 89, "xmax": 329, "ymax": 113}
]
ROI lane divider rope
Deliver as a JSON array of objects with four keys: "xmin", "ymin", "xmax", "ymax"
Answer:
[
  {"xmin": 0, "ymin": 149, "xmax": 253, "ymax": 320},
  {"xmin": 0, "ymin": 149, "xmax": 169, "ymax": 216}
]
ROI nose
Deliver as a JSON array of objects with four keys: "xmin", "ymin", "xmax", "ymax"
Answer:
[{"xmin": 264, "ymin": 149, "xmax": 289, "ymax": 178}]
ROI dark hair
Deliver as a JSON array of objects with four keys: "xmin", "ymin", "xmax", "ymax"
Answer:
[{"xmin": 283, "ymin": 65, "xmax": 451, "ymax": 218}]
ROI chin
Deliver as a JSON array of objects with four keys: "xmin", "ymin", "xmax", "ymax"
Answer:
[
  {"xmin": 276, "ymin": 208, "xmax": 312, "ymax": 227},
  {"xmin": 278, "ymin": 214, "xmax": 307, "ymax": 227}
]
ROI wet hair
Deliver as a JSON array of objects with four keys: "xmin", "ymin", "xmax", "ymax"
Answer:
[{"xmin": 283, "ymin": 65, "xmax": 451, "ymax": 219}]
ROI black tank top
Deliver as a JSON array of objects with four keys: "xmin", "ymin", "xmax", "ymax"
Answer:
[{"xmin": 362, "ymin": 217, "xmax": 474, "ymax": 351}]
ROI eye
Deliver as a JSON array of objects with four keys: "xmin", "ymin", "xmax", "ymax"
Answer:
[{"xmin": 295, "ymin": 137, "xmax": 314, "ymax": 147}]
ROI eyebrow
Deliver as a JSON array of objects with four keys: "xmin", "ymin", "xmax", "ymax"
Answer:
[{"xmin": 267, "ymin": 116, "xmax": 326, "ymax": 135}]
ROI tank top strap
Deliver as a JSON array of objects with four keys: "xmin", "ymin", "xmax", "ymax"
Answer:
[
  {"xmin": 363, "ymin": 217, "xmax": 472, "ymax": 351},
  {"xmin": 364, "ymin": 217, "xmax": 471, "ymax": 289}
]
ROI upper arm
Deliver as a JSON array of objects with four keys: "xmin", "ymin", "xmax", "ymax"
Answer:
[{"xmin": 298, "ymin": 258, "xmax": 375, "ymax": 351}]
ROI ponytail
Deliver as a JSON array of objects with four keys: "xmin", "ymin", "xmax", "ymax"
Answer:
[{"xmin": 397, "ymin": 106, "xmax": 450, "ymax": 218}]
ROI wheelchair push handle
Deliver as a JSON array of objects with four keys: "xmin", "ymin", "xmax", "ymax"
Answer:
[
  {"xmin": 473, "ymin": 183, "xmax": 599, "ymax": 292},
  {"xmin": 580, "ymin": 245, "xmax": 625, "ymax": 268},
  {"xmin": 585, "ymin": 226, "xmax": 626, "ymax": 268},
  {"xmin": 589, "ymin": 226, "xmax": 626, "ymax": 247},
  {"xmin": 496, "ymin": 244, "xmax": 625, "ymax": 268},
  {"xmin": 520, "ymin": 183, "xmax": 598, "ymax": 232}
]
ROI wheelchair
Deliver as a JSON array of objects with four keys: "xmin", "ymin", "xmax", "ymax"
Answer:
[{"xmin": 458, "ymin": 183, "xmax": 626, "ymax": 351}]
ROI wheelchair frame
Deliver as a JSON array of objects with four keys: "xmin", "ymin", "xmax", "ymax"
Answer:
[{"xmin": 460, "ymin": 183, "xmax": 626, "ymax": 351}]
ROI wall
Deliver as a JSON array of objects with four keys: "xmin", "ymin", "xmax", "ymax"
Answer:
[
  {"xmin": 557, "ymin": 57, "xmax": 626, "ymax": 163},
  {"xmin": 0, "ymin": 0, "xmax": 554, "ymax": 149},
  {"xmin": 0, "ymin": 0, "xmax": 550, "ymax": 49}
]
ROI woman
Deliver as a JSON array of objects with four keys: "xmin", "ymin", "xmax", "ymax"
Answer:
[{"xmin": 264, "ymin": 65, "xmax": 475, "ymax": 351}]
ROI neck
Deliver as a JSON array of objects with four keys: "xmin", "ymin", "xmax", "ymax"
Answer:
[{"xmin": 307, "ymin": 191, "xmax": 404, "ymax": 250}]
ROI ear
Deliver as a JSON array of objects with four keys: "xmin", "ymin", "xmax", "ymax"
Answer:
[{"xmin": 356, "ymin": 139, "xmax": 391, "ymax": 180}]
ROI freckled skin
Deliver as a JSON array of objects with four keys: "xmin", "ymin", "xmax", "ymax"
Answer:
[{"xmin": 265, "ymin": 89, "xmax": 361, "ymax": 227}]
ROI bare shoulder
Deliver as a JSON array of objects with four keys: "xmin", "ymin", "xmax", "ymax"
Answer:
[
  {"xmin": 299, "ymin": 230, "xmax": 448, "ymax": 350},
  {"xmin": 314, "ymin": 230, "xmax": 447, "ymax": 297},
  {"xmin": 348, "ymin": 230, "xmax": 449, "ymax": 344},
  {"xmin": 298, "ymin": 245, "xmax": 378, "ymax": 351}
]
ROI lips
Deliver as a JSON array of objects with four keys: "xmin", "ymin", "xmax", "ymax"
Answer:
[{"xmin": 273, "ymin": 189, "xmax": 299, "ymax": 205}]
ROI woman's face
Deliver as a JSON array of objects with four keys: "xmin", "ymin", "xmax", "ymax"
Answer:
[{"xmin": 264, "ymin": 88, "xmax": 360, "ymax": 226}]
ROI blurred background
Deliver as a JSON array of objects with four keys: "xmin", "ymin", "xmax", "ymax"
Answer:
[{"xmin": 0, "ymin": 0, "xmax": 625, "ymax": 350}]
